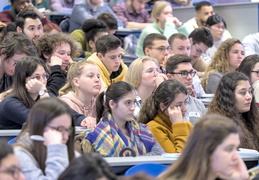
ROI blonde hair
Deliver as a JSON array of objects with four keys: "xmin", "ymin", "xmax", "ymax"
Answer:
[
  {"xmin": 151, "ymin": 1, "xmax": 171, "ymax": 23},
  {"xmin": 202, "ymin": 38, "xmax": 242, "ymax": 89},
  {"xmin": 59, "ymin": 61, "xmax": 96, "ymax": 96},
  {"xmin": 125, "ymin": 56, "xmax": 158, "ymax": 89}
]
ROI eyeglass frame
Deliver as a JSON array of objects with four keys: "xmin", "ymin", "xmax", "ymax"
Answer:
[
  {"xmin": 29, "ymin": 73, "xmax": 50, "ymax": 81},
  {"xmin": 169, "ymin": 70, "xmax": 197, "ymax": 78},
  {"xmin": 0, "ymin": 165, "xmax": 22, "ymax": 179},
  {"xmin": 47, "ymin": 125, "xmax": 74, "ymax": 135},
  {"xmin": 148, "ymin": 46, "xmax": 172, "ymax": 53},
  {"xmin": 251, "ymin": 70, "xmax": 259, "ymax": 77}
]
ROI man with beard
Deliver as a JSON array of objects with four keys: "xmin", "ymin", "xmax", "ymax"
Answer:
[
  {"xmin": 68, "ymin": 0, "xmax": 123, "ymax": 33},
  {"xmin": 112, "ymin": 0, "xmax": 152, "ymax": 29},
  {"xmin": 16, "ymin": 11, "xmax": 43, "ymax": 43},
  {"xmin": 0, "ymin": 0, "xmax": 51, "ymax": 26},
  {"xmin": 184, "ymin": 1, "xmax": 231, "ymax": 39}
]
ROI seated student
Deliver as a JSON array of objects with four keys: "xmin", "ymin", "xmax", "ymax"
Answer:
[
  {"xmin": 125, "ymin": 56, "xmax": 167, "ymax": 120},
  {"xmin": 159, "ymin": 114, "xmax": 249, "ymax": 180},
  {"xmin": 112, "ymin": 0, "xmax": 152, "ymax": 29},
  {"xmin": 166, "ymin": 54, "xmax": 206, "ymax": 124},
  {"xmin": 136, "ymin": 1, "xmax": 188, "ymax": 57},
  {"xmin": 0, "ymin": 0, "xmax": 51, "ymax": 25},
  {"xmin": 168, "ymin": 33, "xmax": 205, "ymax": 97},
  {"xmin": 77, "ymin": 81, "xmax": 165, "ymax": 156},
  {"xmin": 0, "ymin": 140, "xmax": 25, "ymax": 180},
  {"xmin": 242, "ymin": 32, "xmax": 259, "ymax": 56},
  {"xmin": 237, "ymin": 55, "xmax": 259, "ymax": 107},
  {"xmin": 202, "ymin": 14, "xmax": 229, "ymax": 64},
  {"xmin": 0, "ymin": 56, "xmax": 50, "ymax": 129},
  {"xmin": 138, "ymin": 79, "xmax": 193, "ymax": 153},
  {"xmin": 70, "ymin": 19, "xmax": 108, "ymax": 58},
  {"xmin": 59, "ymin": 61, "xmax": 101, "ymax": 127},
  {"xmin": 0, "ymin": 32, "xmax": 36, "ymax": 94},
  {"xmin": 68, "ymin": 0, "xmax": 123, "ymax": 33},
  {"xmin": 36, "ymin": 32, "xmax": 80, "ymax": 96},
  {"xmin": 87, "ymin": 35, "xmax": 128, "ymax": 89},
  {"xmin": 50, "ymin": 0, "xmax": 81, "ymax": 12},
  {"xmin": 13, "ymin": 98, "xmax": 75, "ymax": 179},
  {"xmin": 0, "ymin": 22, "xmax": 16, "ymax": 41},
  {"xmin": 97, "ymin": 12, "xmax": 118, "ymax": 35},
  {"xmin": 208, "ymin": 72, "xmax": 259, "ymax": 150},
  {"xmin": 202, "ymin": 38, "xmax": 245, "ymax": 94},
  {"xmin": 142, "ymin": 33, "xmax": 171, "ymax": 73},
  {"xmin": 58, "ymin": 153, "xmax": 117, "ymax": 180}
]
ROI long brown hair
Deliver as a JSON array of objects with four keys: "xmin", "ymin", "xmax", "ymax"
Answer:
[
  {"xmin": 14, "ymin": 98, "xmax": 75, "ymax": 173},
  {"xmin": 159, "ymin": 114, "xmax": 239, "ymax": 180}
]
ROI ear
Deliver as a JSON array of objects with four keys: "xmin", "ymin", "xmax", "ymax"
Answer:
[
  {"xmin": 189, "ymin": 38, "xmax": 193, "ymax": 45},
  {"xmin": 166, "ymin": 73, "xmax": 173, "ymax": 79},
  {"xmin": 159, "ymin": 102, "xmax": 167, "ymax": 112},
  {"xmin": 97, "ymin": 53, "xmax": 104, "ymax": 61},
  {"xmin": 144, "ymin": 47, "xmax": 150, "ymax": 56},
  {"xmin": 72, "ymin": 77, "xmax": 80, "ymax": 88},
  {"xmin": 109, "ymin": 100, "xmax": 116, "ymax": 110},
  {"xmin": 89, "ymin": 40, "xmax": 95, "ymax": 50},
  {"xmin": 16, "ymin": 26, "xmax": 22, "ymax": 33},
  {"xmin": 43, "ymin": 53, "xmax": 50, "ymax": 60}
]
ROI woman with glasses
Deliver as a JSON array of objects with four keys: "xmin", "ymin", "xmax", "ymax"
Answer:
[
  {"xmin": 0, "ymin": 141, "xmax": 25, "ymax": 180},
  {"xmin": 13, "ymin": 98, "xmax": 75, "ymax": 179},
  {"xmin": 136, "ymin": 1, "xmax": 189, "ymax": 57},
  {"xmin": 237, "ymin": 54, "xmax": 259, "ymax": 107},
  {"xmin": 125, "ymin": 56, "xmax": 167, "ymax": 120},
  {"xmin": 0, "ymin": 56, "xmax": 50, "ymax": 129},
  {"xmin": 138, "ymin": 79, "xmax": 193, "ymax": 153},
  {"xmin": 208, "ymin": 72, "xmax": 259, "ymax": 150},
  {"xmin": 202, "ymin": 38, "xmax": 245, "ymax": 94},
  {"xmin": 201, "ymin": 14, "xmax": 229, "ymax": 64}
]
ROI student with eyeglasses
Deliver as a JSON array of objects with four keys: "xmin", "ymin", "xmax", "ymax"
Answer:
[
  {"xmin": 237, "ymin": 54, "xmax": 259, "ymax": 107},
  {"xmin": 165, "ymin": 54, "xmax": 206, "ymax": 125},
  {"xmin": 136, "ymin": 1, "xmax": 189, "ymax": 57},
  {"xmin": 0, "ymin": 141, "xmax": 25, "ymax": 180},
  {"xmin": 13, "ymin": 98, "xmax": 75, "ymax": 179},
  {"xmin": 202, "ymin": 38, "xmax": 245, "ymax": 94},
  {"xmin": 138, "ymin": 79, "xmax": 193, "ymax": 153}
]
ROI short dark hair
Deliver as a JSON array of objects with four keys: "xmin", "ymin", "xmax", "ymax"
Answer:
[
  {"xmin": 97, "ymin": 12, "xmax": 118, "ymax": 30},
  {"xmin": 143, "ymin": 33, "xmax": 167, "ymax": 54},
  {"xmin": 82, "ymin": 19, "xmax": 107, "ymax": 43},
  {"xmin": 166, "ymin": 54, "xmax": 192, "ymax": 74},
  {"xmin": 95, "ymin": 35, "xmax": 121, "ymax": 56},
  {"xmin": 188, "ymin": 27, "xmax": 213, "ymax": 48},
  {"xmin": 168, "ymin": 33, "xmax": 188, "ymax": 46},
  {"xmin": 206, "ymin": 14, "xmax": 227, "ymax": 29},
  {"xmin": 15, "ymin": 11, "xmax": 40, "ymax": 30},
  {"xmin": 195, "ymin": 1, "xmax": 213, "ymax": 12}
]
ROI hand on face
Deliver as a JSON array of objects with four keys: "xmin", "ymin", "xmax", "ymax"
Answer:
[
  {"xmin": 20, "ymin": 2, "xmax": 34, "ymax": 12},
  {"xmin": 0, "ymin": 21, "xmax": 7, "ymax": 29},
  {"xmin": 216, "ymin": 155, "xmax": 249, "ymax": 180},
  {"xmin": 80, "ymin": 117, "xmax": 96, "ymax": 128},
  {"xmin": 49, "ymin": 56, "xmax": 62, "ymax": 67},
  {"xmin": 43, "ymin": 128, "xmax": 63, "ymax": 146},
  {"xmin": 167, "ymin": 106, "xmax": 183, "ymax": 124},
  {"xmin": 25, "ymin": 79, "xmax": 46, "ymax": 94},
  {"xmin": 155, "ymin": 73, "xmax": 168, "ymax": 87}
]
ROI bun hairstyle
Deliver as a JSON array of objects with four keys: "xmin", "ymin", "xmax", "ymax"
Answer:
[{"xmin": 81, "ymin": 19, "xmax": 108, "ymax": 43}]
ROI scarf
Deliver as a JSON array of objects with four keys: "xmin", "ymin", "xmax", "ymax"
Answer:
[{"xmin": 85, "ymin": 114, "xmax": 156, "ymax": 157}]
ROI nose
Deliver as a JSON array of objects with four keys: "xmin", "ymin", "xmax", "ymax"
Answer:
[
  {"xmin": 246, "ymin": 92, "xmax": 252, "ymax": 100},
  {"xmin": 184, "ymin": 48, "xmax": 189, "ymax": 56},
  {"xmin": 232, "ymin": 150, "xmax": 239, "ymax": 162},
  {"xmin": 19, "ymin": 171, "xmax": 26, "ymax": 180},
  {"xmin": 181, "ymin": 103, "xmax": 187, "ymax": 114},
  {"xmin": 140, "ymin": 3, "xmax": 145, "ymax": 9},
  {"xmin": 62, "ymin": 132, "xmax": 69, "ymax": 143}
]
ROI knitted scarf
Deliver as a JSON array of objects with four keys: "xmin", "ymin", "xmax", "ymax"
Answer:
[{"xmin": 85, "ymin": 114, "xmax": 156, "ymax": 157}]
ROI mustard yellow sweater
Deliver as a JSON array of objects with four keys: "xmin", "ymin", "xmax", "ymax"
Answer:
[{"xmin": 147, "ymin": 111, "xmax": 193, "ymax": 153}]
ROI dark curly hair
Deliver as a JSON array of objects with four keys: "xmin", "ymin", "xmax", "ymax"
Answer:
[
  {"xmin": 208, "ymin": 71, "xmax": 259, "ymax": 150},
  {"xmin": 36, "ymin": 32, "xmax": 80, "ymax": 62}
]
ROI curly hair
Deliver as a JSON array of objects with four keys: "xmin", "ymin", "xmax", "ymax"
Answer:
[
  {"xmin": 202, "ymin": 38, "xmax": 242, "ymax": 89},
  {"xmin": 36, "ymin": 33, "xmax": 80, "ymax": 62},
  {"xmin": 208, "ymin": 72, "xmax": 259, "ymax": 150}
]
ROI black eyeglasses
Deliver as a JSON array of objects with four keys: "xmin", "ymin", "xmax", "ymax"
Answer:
[
  {"xmin": 149, "ymin": 46, "xmax": 171, "ymax": 52},
  {"xmin": 31, "ymin": 74, "xmax": 49, "ymax": 81},
  {"xmin": 0, "ymin": 166, "xmax": 22, "ymax": 179},
  {"xmin": 170, "ymin": 71, "xmax": 196, "ymax": 78},
  {"xmin": 48, "ymin": 125, "xmax": 74, "ymax": 135},
  {"xmin": 251, "ymin": 71, "xmax": 259, "ymax": 77}
]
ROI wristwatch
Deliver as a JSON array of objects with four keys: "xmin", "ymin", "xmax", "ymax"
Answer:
[{"xmin": 39, "ymin": 89, "xmax": 48, "ymax": 96}]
